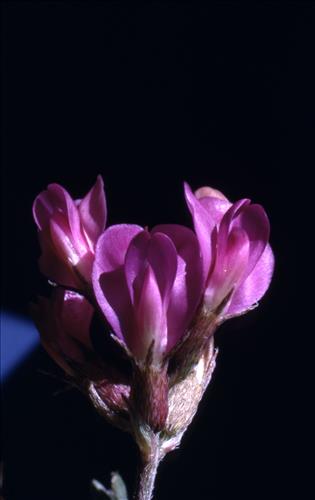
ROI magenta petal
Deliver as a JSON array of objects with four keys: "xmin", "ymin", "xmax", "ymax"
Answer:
[
  {"xmin": 217, "ymin": 199, "xmax": 250, "ymax": 252},
  {"xmin": 124, "ymin": 231, "xmax": 177, "ymax": 308},
  {"xmin": 50, "ymin": 217, "xmax": 80, "ymax": 265},
  {"xmin": 232, "ymin": 203, "xmax": 270, "ymax": 279},
  {"xmin": 46, "ymin": 184, "xmax": 83, "ymax": 244},
  {"xmin": 227, "ymin": 243, "xmax": 275, "ymax": 316},
  {"xmin": 184, "ymin": 182, "xmax": 216, "ymax": 277},
  {"xmin": 54, "ymin": 289, "xmax": 94, "ymax": 360},
  {"xmin": 33, "ymin": 182, "xmax": 93, "ymax": 288},
  {"xmin": 33, "ymin": 191, "xmax": 55, "ymax": 230},
  {"xmin": 147, "ymin": 233, "xmax": 177, "ymax": 305},
  {"xmin": 124, "ymin": 230, "xmax": 151, "ymax": 304},
  {"xmin": 198, "ymin": 196, "xmax": 231, "ymax": 225},
  {"xmin": 33, "ymin": 183, "xmax": 82, "ymax": 241},
  {"xmin": 98, "ymin": 268, "xmax": 135, "ymax": 345},
  {"xmin": 195, "ymin": 185, "xmax": 229, "ymax": 201},
  {"xmin": 152, "ymin": 224, "xmax": 204, "ymax": 350},
  {"xmin": 60, "ymin": 290, "xmax": 94, "ymax": 349},
  {"xmin": 222, "ymin": 227, "xmax": 250, "ymax": 289},
  {"xmin": 94, "ymin": 224, "xmax": 143, "ymax": 272},
  {"xmin": 78, "ymin": 175, "xmax": 107, "ymax": 247},
  {"xmin": 214, "ymin": 199, "xmax": 250, "ymax": 276},
  {"xmin": 206, "ymin": 227, "xmax": 250, "ymax": 309},
  {"xmin": 38, "ymin": 229, "xmax": 81, "ymax": 288},
  {"xmin": 135, "ymin": 265, "xmax": 167, "ymax": 360},
  {"xmin": 92, "ymin": 224, "xmax": 143, "ymax": 341},
  {"xmin": 32, "ymin": 290, "xmax": 94, "ymax": 373}
]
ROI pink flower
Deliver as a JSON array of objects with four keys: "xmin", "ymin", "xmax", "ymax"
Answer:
[
  {"xmin": 31, "ymin": 288, "xmax": 94, "ymax": 376},
  {"xmin": 92, "ymin": 224, "xmax": 203, "ymax": 364},
  {"xmin": 33, "ymin": 176, "xmax": 107, "ymax": 288},
  {"xmin": 31, "ymin": 177, "xmax": 276, "ymax": 457},
  {"xmin": 32, "ymin": 289, "xmax": 131, "ymax": 421},
  {"xmin": 184, "ymin": 182, "xmax": 274, "ymax": 318}
]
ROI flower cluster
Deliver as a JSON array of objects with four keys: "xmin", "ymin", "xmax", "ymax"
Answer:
[{"xmin": 32, "ymin": 176, "xmax": 274, "ymax": 458}]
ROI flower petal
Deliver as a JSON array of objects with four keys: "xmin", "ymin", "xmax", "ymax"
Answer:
[
  {"xmin": 147, "ymin": 233, "xmax": 178, "ymax": 305},
  {"xmin": 50, "ymin": 217, "xmax": 81, "ymax": 265},
  {"xmin": 195, "ymin": 185, "xmax": 229, "ymax": 201},
  {"xmin": 152, "ymin": 224, "xmax": 204, "ymax": 350},
  {"xmin": 46, "ymin": 184, "xmax": 83, "ymax": 247},
  {"xmin": 94, "ymin": 224, "xmax": 143, "ymax": 273},
  {"xmin": 184, "ymin": 182, "xmax": 216, "ymax": 277},
  {"xmin": 232, "ymin": 203, "xmax": 270, "ymax": 279},
  {"xmin": 124, "ymin": 231, "xmax": 177, "ymax": 308},
  {"xmin": 78, "ymin": 175, "xmax": 107, "ymax": 248},
  {"xmin": 124, "ymin": 230, "xmax": 151, "ymax": 304},
  {"xmin": 92, "ymin": 224, "xmax": 142, "ymax": 342},
  {"xmin": 205, "ymin": 227, "xmax": 250, "ymax": 310},
  {"xmin": 59, "ymin": 289, "xmax": 94, "ymax": 350},
  {"xmin": 198, "ymin": 196, "xmax": 231, "ymax": 226},
  {"xmin": 135, "ymin": 265, "xmax": 167, "ymax": 360},
  {"xmin": 32, "ymin": 290, "xmax": 94, "ymax": 374},
  {"xmin": 213, "ymin": 199, "xmax": 250, "ymax": 280},
  {"xmin": 38, "ymin": 229, "xmax": 81, "ymax": 288},
  {"xmin": 33, "ymin": 191, "xmax": 55, "ymax": 230},
  {"xmin": 227, "ymin": 243, "xmax": 275, "ymax": 316}
]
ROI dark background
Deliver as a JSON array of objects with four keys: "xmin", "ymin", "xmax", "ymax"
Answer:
[{"xmin": 1, "ymin": 2, "xmax": 312, "ymax": 499}]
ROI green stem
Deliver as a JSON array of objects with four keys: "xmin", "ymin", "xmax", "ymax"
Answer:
[{"xmin": 133, "ymin": 443, "xmax": 160, "ymax": 500}]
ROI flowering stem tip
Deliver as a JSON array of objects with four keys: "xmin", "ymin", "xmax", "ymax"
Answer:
[{"xmin": 32, "ymin": 176, "xmax": 274, "ymax": 499}]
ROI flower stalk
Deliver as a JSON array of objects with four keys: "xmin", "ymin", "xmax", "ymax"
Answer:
[{"xmin": 133, "ymin": 434, "xmax": 160, "ymax": 500}]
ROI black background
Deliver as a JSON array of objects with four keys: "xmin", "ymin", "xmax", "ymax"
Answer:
[{"xmin": 1, "ymin": 2, "xmax": 312, "ymax": 499}]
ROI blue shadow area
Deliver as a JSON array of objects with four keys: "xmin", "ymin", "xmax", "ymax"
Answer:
[{"xmin": 1, "ymin": 312, "xmax": 39, "ymax": 381}]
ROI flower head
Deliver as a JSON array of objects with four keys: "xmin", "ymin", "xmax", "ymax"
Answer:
[
  {"xmin": 31, "ymin": 176, "xmax": 274, "ymax": 459},
  {"xmin": 184, "ymin": 182, "xmax": 274, "ymax": 318},
  {"xmin": 92, "ymin": 224, "xmax": 203, "ymax": 365},
  {"xmin": 33, "ymin": 175, "xmax": 107, "ymax": 289}
]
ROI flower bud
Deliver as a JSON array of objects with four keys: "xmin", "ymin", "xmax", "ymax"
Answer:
[{"xmin": 31, "ymin": 288, "xmax": 131, "ymax": 430}]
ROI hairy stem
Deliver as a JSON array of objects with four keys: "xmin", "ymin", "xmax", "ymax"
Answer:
[{"xmin": 133, "ymin": 440, "xmax": 160, "ymax": 500}]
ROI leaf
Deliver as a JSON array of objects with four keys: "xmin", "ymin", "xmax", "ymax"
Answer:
[{"xmin": 91, "ymin": 472, "xmax": 128, "ymax": 500}]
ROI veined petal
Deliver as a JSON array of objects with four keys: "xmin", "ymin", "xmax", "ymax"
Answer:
[
  {"xmin": 232, "ymin": 203, "xmax": 270, "ymax": 279},
  {"xmin": 95, "ymin": 224, "xmax": 143, "ymax": 273},
  {"xmin": 78, "ymin": 175, "xmax": 107, "ymax": 248},
  {"xmin": 50, "ymin": 217, "xmax": 81, "ymax": 265},
  {"xmin": 92, "ymin": 224, "xmax": 142, "ymax": 342},
  {"xmin": 60, "ymin": 290, "xmax": 94, "ymax": 350},
  {"xmin": 124, "ymin": 230, "xmax": 151, "ymax": 304},
  {"xmin": 33, "ymin": 191, "xmax": 55, "ymax": 230},
  {"xmin": 205, "ymin": 227, "xmax": 250, "ymax": 310},
  {"xmin": 147, "ymin": 233, "xmax": 178, "ymax": 306},
  {"xmin": 198, "ymin": 196, "xmax": 231, "ymax": 226},
  {"xmin": 152, "ymin": 224, "xmax": 204, "ymax": 351},
  {"xmin": 214, "ymin": 199, "xmax": 250, "ymax": 280},
  {"xmin": 184, "ymin": 182, "xmax": 216, "ymax": 277},
  {"xmin": 38, "ymin": 229, "xmax": 81, "ymax": 288},
  {"xmin": 135, "ymin": 265, "xmax": 167, "ymax": 361},
  {"xmin": 124, "ymin": 231, "xmax": 177, "ymax": 309},
  {"xmin": 34, "ymin": 183, "xmax": 88, "ymax": 257},
  {"xmin": 33, "ymin": 181, "xmax": 98, "ymax": 289},
  {"xmin": 227, "ymin": 243, "xmax": 275, "ymax": 317},
  {"xmin": 46, "ymin": 184, "xmax": 84, "ymax": 250}
]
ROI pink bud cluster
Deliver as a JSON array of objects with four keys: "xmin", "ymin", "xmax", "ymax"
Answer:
[{"xmin": 32, "ymin": 176, "xmax": 274, "ymax": 455}]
